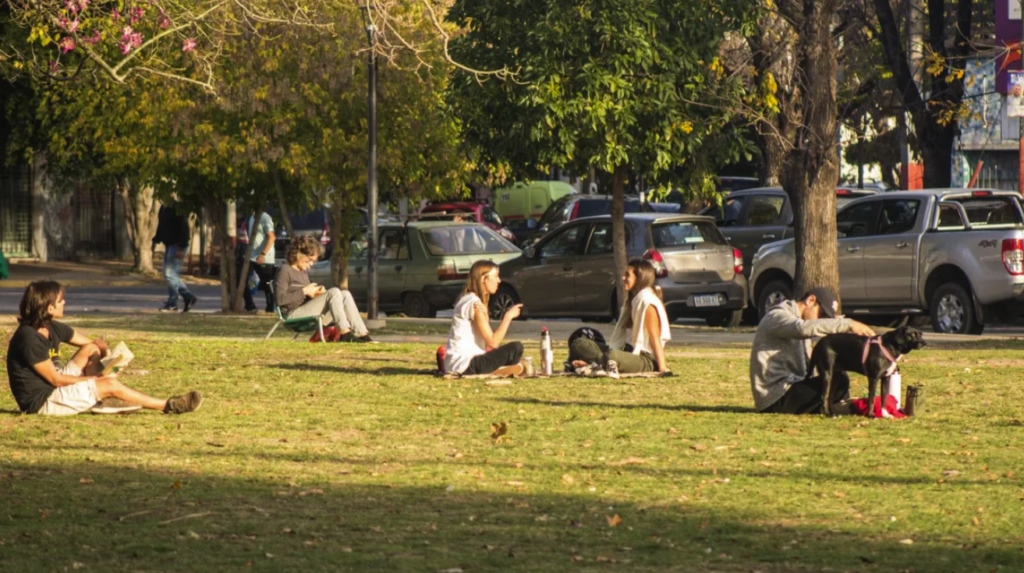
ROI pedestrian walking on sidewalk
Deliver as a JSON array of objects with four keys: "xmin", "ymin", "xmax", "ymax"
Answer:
[
  {"xmin": 243, "ymin": 210, "xmax": 277, "ymax": 313},
  {"xmin": 154, "ymin": 203, "xmax": 197, "ymax": 312}
]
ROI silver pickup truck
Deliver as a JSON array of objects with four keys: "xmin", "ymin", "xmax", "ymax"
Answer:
[{"xmin": 748, "ymin": 189, "xmax": 1024, "ymax": 334}]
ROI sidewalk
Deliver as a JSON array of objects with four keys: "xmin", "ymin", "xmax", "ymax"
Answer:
[{"xmin": 0, "ymin": 259, "xmax": 221, "ymax": 288}]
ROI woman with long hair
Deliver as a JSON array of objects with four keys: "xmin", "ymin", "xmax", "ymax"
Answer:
[
  {"xmin": 444, "ymin": 260, "xmax": 526, "ymax": 375},
  {"xmin": 570, "ymin": 259, "xmax": 671, "ymax": 374}
]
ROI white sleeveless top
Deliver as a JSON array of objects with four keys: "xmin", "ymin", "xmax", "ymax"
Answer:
[{"xmin": 445, "ymin": 293, "xmax": 487, "ymax": 373}]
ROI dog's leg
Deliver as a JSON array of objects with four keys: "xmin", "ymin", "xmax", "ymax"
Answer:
[
  {"xmin": 866, "ymin": 374, "xmax": 879, "ymax": 419},
  {"xmin": 880, "ymin": 374, "xmax": 892, "ymax": 419}
]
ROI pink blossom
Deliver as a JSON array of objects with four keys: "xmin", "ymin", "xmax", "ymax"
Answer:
[
  {"xmin": 49, "ymin": 60, "xmax": 61, "ymax": 74},
  {"xmin": 111, "ymin": 8, "xmax": 120, "ymax": 23},
  {"xmin": 119, "ymin": 26, "xmax": 143, "ymax": 54},
  {"xmin": 59, "ymin": 37, "xmax": 75, "ymax": 53},
  {"xmin": 182, "ymin": 38, "xmax": 197, "ymax": 52},
  {"xmin": 60, "ymin": 18, "xmax": 80, "ymax": 34},
  {"xmin": 129, "ymin": 7, "xmax": 144, "ymax": 24},
  {"xmin": 157, "ymin": 12, "xmax": 171, "ymax": 29},
  {"xmin": 84, "ymin": 29, "xmax": 101, "ymax": 45}
]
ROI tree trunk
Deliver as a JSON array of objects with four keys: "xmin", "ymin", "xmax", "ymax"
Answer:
[
  {"xmin": 274, "ymin": 171, "xmax": 295, "ymax": 238},
  {"xmin": 756, "ymin": 122, "xmax": 789, "ymax": 187},
  {"xmin": 784, "ymin": 0, "xmax": 843, "ymax": 305},
  {"xmin": 206, "ymin": 199, "xmax": 237, "ymax": 312},
  {"xmin": 919, "ymin": 121, "xmax": 955, "ymax": 188},
  {"xmin": 610, "ymin": 164, "xmax": 629, "ymax": 308},
  {"xmin": 118, "ymin": 178, "xmax": 160, "ymax": 274},
  {"xmin": 328, "ymin": 201, "xmax": 351, "ymax": 289}
]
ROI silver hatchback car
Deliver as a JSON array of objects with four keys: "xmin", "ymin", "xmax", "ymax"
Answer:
[{"xmin": 492, "ymin": 213, "xmax": 749, "ymax": 327}]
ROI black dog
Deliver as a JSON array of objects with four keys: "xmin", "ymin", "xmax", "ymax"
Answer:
[{"xmin": 810, "ymin": 326, "xmax": 927, "ymax": 417}]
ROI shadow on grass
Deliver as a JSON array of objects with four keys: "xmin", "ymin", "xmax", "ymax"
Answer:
[
  {"xmin": 275, "ymin": 363, "xmax": 432, "ymax": 377},
  {"xmin": 1, "ymin": 460, "xmax": 1017, "ymax": 572},
  {"xmin": 501, "ymin": 397, "xmax": 753, "ymax": 415}
]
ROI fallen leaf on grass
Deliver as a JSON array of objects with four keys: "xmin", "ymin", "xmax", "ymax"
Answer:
[
  {"xmin": 608, "ymin": 457, "xmax": 646, "ymax": 466},
  {"xmin": 561, "ymin": 474, "xmax": 575, "ymax": 485},
  {"xmin": 79, "ymin": 478, "xmax": 94, "ymax": 484},
  {"xmin": 298, "ymin": 489, "xmax": 324, "ymax": 496},
  {"xmin": 899, "ymin": 539, "xmax": 914, "ymax": 545},
  {"xmin": 606, "ymin": 514, "xmax": 623, "ymax": 527},
  {"xmin": 833, "ymin": 491, "xmax": 847, "ymax": 498},
  {"xmin": 943, "ymin": 470, "xmax": 961, "ymax": 478},
  {"xmin": 691, "ymin": 444, "xmax": 708, "ymax": 452},
  {"xmin": 504, "ymin": 480, "xmax": 525, "ymax": 486},
  {"xmin": 490, "ymin": 422, "xmax": 508, "ymax": 442},
  {"xmin": 896, "ymin": 438, "xmax": 912, "ymax": 444},
  {"xmin": 235, "ymin": 410, "xmax": 254, "ymax": 415}
]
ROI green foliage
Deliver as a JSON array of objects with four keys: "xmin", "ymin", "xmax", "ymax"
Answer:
[{"xmin": 447, "ymin": 0, "xmax": 756, "ymax": 196}]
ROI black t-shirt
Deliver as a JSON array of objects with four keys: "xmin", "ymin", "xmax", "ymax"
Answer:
[{"xmin": 6, "ymin": 321, "xmax": 75, "ymax": 413}]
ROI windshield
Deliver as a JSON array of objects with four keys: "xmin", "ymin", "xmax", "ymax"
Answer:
[
  {"xmin": 651, "ymin": 221, "xmax": 726, "ymax": 246},
  {"xmin": 421, "ymin": 225, "xmax": 520, "ymax": 255}
]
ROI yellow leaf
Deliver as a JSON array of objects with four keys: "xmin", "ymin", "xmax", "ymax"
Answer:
[{"xmin": 606, "ymin": 514, "xmax": 623, "ymax": 527}]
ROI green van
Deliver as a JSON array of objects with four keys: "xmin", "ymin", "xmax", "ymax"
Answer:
[{"xmin": 493, "ymin": 181, "xmax": 575, "ymax": 243}]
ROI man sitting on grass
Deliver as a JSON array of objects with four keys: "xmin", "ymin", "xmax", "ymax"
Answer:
[
  {"xmin": 6, "ymin": 280, "xmax": 203, "ymax": 416},
  {"xmin": 750, "ymin": 287, "xmax": 875, "ymax": 415}
]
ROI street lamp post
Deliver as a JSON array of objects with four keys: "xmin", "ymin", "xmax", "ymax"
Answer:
[{"xmin": 360, "ymin": 6, "xmax": 379, "ymax": 320}]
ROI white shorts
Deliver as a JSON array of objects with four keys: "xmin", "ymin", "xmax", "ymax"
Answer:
[{"xmin": 38, "ymin": 363, "xmax": 99, "ymax": 416}]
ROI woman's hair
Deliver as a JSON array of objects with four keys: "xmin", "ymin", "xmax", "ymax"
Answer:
[
  {"xmin": 19, "ymin": 280, "xmax": 64, "ymax": 328},
  {"xmin": 461, "ymin": 259, "xmax": 498, "ymax": 307},
  {"xmin": 286, "ymin": 235, "xmax": 322, "ymax": 265},
  {"xmin": 621, "ymin": 259, "xmax": 661, "ymax": 329}
]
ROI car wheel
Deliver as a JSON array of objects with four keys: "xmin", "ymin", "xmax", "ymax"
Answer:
[
  {"xmin": 706, "ymin": 309, "xmax": 743, "ymax": 328},
  {"xmin": 489, "ymin": 286, "xmax": 520, "ymax": 320},
  {"xmin": 757, "ymin": 279, "xmax": 792, "ymax": 320},
  {"xmin": 930, "ymin": 282, "xmax": 982, "ymax": 335},
  {"xmin": 403, "ymin": 292, "xmax": 437, "ymax": 319}
]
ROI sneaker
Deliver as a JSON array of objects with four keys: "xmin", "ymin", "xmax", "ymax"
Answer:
[
  {"xmin": 574, "ymin": 362, "xmax": 598, "ymax": 376},
  {"xmin": 182, "ymin": 294, "xmax": 198, "ymax": 313},
  {"xmin": 605, "ymin": 359, "xmax": 620, "ymax": 379},
  {"xmin": 159, "ymin": 303, "xmax": 178, "ymax": 312},
  {"xmin": 492, "ymin": 363, "xmax": 525, "ymax": 377},
  {"xmin": 338, "ymin": 331, "xmax": 357, "ymax": 343},
  {"xmin": 164, "ymin": 390, "xmax": 203, "ymax": 414},
  {"xmin": 356, "ymin": 334, "xmax": 374, "ymax": 343}
]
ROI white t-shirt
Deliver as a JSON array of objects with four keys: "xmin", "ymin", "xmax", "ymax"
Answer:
[
  {"xmin": 248, "ymin": 213, "xmax": 275, "ymax": 262},
  {"xmin": 445, "ymin": 293, "xmax": 487, "ymax": 374}
]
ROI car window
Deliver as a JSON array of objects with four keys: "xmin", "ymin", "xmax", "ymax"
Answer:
[
  {"xmin": 379, "ymin": 229, "xmax": 410, "ymax": 260},
  {"xmin": 537, "ymin": 199, "xmax": 571, "ymax": 228},
  {"xmin": 481, "ymin": 207, "xmax": 503, "ymax": 226},
  {"xmin": 651, "ymin": 221, "xmax": 726, "ymax": 246},
  {"xmin": 703, "ymin": 196, "xmax": 746, "ymax": 225},
  {"xmin": 877, "ymin": 200, "xmax": 920, "ymax": 235},
  {"xmin": 836, "ymin": 201, "xmax": 877, "ymax": 238},
  {"xmin": 746, "ymin": 195, "xmax": 785, "ymax": 225},
  {"xmin": 421, "ymin": 225, "xmax": 518, "ymax": 255},
  {"xmin": 539, "ymin": 224, "xmax": 585, "ymax": 258},
  {"xmin": 585, "ymin": 224, "xmax": 614, "ymax": 255},
  {"xmin": 951, "ymin": 197, "xmax": 1023, "ymax": 226},
  {"xmin": 935, "ymin": 204, "xmax": 966, "ymax": 230}
]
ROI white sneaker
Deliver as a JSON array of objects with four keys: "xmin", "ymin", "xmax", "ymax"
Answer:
[{"xmin": 606, "ymin": 360, "xmax": 620, "ymax": 379}]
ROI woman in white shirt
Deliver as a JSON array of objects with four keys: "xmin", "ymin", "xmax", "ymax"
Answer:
[
  {"xmin": 570, "ymin": 259, "xmax": 670, "ymax": 374},
  {"xmin": 444, "ymin": 260, "xmax": 526, "ymax": 376}
]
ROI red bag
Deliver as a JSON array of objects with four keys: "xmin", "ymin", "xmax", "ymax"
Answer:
[
  {"xmin": 436, "ymin": 346, "xmax": 447, "ymax": 373},
  {"xmin": 850, "ymin": 395, "xmax": 905, "ymax": 418},
  {"xmin": 310, "ymin": 326, "xmax": 340, "ymax": 343}
]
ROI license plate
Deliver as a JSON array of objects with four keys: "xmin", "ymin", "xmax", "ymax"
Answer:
[{"xmin": 693, "ymin": 294, "xmax": 721, "ymax": 307}]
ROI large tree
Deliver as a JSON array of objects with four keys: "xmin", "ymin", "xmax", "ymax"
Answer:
[{"xmin": 448, "ymin": 0, "xmax": 754, "ymax": 302}]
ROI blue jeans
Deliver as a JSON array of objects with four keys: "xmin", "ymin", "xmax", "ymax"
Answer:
[{"xmin": 163, "ymin": 245, "xmax": 193, "ymax": 306}]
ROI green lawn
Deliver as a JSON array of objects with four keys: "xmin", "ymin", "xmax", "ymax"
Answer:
[{"xmin": 1, "ymin": 315, "xmax": 1022, "ymax": 571}]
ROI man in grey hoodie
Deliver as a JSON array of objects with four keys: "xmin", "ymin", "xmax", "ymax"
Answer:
[{"xmin": 750, "ymin": 287, "xmax": 875, "ymax": 414}]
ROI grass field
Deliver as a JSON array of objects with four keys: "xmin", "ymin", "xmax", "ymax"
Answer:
[{"xmin": 1, "ymin": 315, "xmax": 1022, "ymax": 572}]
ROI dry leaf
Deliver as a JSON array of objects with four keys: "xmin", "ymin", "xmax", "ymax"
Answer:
[
  {"xmin": 899, "ymin": 539, "xmax": 914, "ymax": 545},
  {"xmin": 606, "ymin": 514, "xmax": 623, "ymax": 527},
  {"xmin": 943, "ymin": 470, "xmax": 961, "ymax": 478},
  {"xmin": 897, "ymin": 438, "xmax": 912, "ymax": 444},
  {"xmin": 490, "ymin": 422, "xmax": 508, "ymax": 441},
  {"xmin": 691, "ymin": 444, "xmax": 708, "ymax": 452},
  {"xmin": 79, "ymin": 478, "xmax": 94, "ymax": 484},
  {"xmin": 504, "ymin": 480, "xmax": 525, "ymax": 486},
  {"xmin": 298, "ymin": 489, "xmax": 324, "ymax": 497},
  {"xmin": 833, "ymin": 491, "xmax": 847, "ymax": 498},
  {"xmin": 561, "ymin": 474, "xmax": 575, "ymax": 485}
]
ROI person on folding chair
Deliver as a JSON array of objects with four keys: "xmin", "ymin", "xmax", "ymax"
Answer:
[{"xmin": 274, "ymin": 235, "xmax": 374, "ymax": 343}]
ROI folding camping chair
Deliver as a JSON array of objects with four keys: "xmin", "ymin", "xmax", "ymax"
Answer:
[{"xmin": 264, "ymin": 281, "xmax": 325, "ymax": 341}]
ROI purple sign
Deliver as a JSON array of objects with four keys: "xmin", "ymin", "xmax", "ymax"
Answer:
[{"xmin": 997, "ymin": 0, "xmax": 1024, "ymax": 93}]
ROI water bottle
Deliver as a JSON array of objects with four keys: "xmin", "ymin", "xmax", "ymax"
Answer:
[
  {"xmin": 887, "ymin": 369, "xmax": 902, "ymax": 409},
  {"xmin": 540, "ymin": 327, "xmax": 553, "ymax": 376}
]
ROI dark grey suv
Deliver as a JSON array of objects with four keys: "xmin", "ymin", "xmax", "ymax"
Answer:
[{"xmin": 492, "ymin": 213, "xmax": 748, "ymax": 327}]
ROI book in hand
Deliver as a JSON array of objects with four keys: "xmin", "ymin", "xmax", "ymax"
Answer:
[{"xmin": 100, "ymin": 342, "xmax": 134, "ymax": 376}]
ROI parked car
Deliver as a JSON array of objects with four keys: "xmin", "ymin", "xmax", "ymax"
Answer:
[
  {"xmin": 419, "ymin": 202, "xmax": 518, "ymax": 244},
  {"xmin": 699, "ymin": 187, "xmax": 881, "ymax": 278},
  {"xmin": 272, "ymin": 206, "xmax": 331, "ymax": 263},
  {"xmin": 492, "ymin": 213, "xmax": 748, "ymax": 327},
  {"xmin": 748, "ymin": 189, "xmax": 1024, "ymax": 334},
  {"xmin": 527, "ymin": 195, "xmax": 657, "ymax": 245},
  {"xmin": 307, "ymin": 221, "xmax": 520, "ymax": 318},
  {"xmin": 493, "ymin": 180, "xmax": 576, "ymax": 243}
]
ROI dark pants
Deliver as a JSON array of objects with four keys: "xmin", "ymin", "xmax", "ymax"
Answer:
[
  {"xmin": 570, "ymin": 338, "xmax": 657, "ymax": 373},
  {"xmin": 243, "ymin": 261, "xmax": 276, "ymax": 312},
  {"xmin": 762, "ymin": 372, "xmax": 851, "ymax": 415},
  {"xmin": 464, "ymin": 342, "xmax": 524, "ymax": 375}
]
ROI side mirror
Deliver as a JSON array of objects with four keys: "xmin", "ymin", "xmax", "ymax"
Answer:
[{"xmin": 523, "ymin": 245, "xmax": 536, "ymax": 259}]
